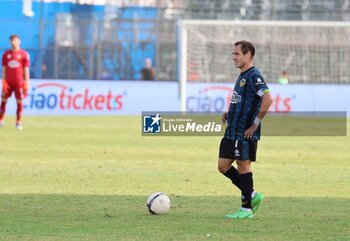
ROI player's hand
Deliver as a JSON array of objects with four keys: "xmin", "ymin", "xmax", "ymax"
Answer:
[
  {"xmin": 2, "ymin": 79, "xmax": 9, "ymax": 92},
  {"xmin": 244, "ymin": 124, "xmax": 258, "ymax": 139},
  {"xmin": 221, "ymin": 112, "xmax": 228, "ymax": 124}
]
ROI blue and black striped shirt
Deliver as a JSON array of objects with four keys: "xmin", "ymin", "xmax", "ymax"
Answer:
[{"xmin": 224, "ymin": 66, "xmax": 269, "ymax": 141}]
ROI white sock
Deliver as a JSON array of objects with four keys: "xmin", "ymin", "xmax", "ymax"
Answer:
[
  {"xmin": 241, "ymin": 207, "xmax": 252, "ymax": 212},
  {"xmin": 251, "ymin": 191, "xmax": 257, "ymax": 198}
]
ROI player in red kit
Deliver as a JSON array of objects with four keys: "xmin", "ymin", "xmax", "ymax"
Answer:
[{"xmin": 1, "ymin": 35, "xmax": 30, "ymax": 129}]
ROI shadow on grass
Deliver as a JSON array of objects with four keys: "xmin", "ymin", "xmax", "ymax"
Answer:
[{"xmin": 0, "ymin": 194, "xmax": 349, "ymax": 241}]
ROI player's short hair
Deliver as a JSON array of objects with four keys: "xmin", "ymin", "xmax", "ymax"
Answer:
[
  {"xmin": 234, "ymin": 40, "xmax": 255, "ymax": 59},
  {"xmin": 10, "ymin": 34, "xmax": 20, "ymax": 40}
]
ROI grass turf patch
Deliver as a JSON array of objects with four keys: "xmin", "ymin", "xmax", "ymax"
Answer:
[{"xmin": 0, "ymin": 116, "xmax": 349, "ymax": 240}]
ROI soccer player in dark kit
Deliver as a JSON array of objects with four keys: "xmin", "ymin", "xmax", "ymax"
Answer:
[
  {"xmin": 218, "ymin": 40, "xmax": 273, "ymax": 219},
  {"xmin": 1, "ymin": 35, "xmax": 30, "ymax": 129}
]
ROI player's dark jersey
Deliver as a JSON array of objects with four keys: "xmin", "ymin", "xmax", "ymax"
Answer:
[{"xmin": 224, "ymin": 66, "xmax": 269, "ymax": 141}]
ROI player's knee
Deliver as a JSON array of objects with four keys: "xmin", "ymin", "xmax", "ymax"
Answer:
[
  {"xmin": 218, "ymin": 161, "xmax": 229, "ymax": 174},
  {"xmin": 236, "ymin": 161, "xmax": 251, "ymax": 174}
]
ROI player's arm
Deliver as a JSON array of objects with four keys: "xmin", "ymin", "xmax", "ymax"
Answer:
[
  {"xmin": 24, "ymin": 67, "xmax": 29, "ymax": 83},
  {"xmin": 244, "ymin": 91, "xmax": 273, "ymax": 138},
  {"xmin": 23, "ymin": 67, "xmax": 30, "ymax": 97},
  {"xmin": 2, "ymin": 52, "xmax": 6, "ymax": 82},
  {"xmin": 222, "ymin": 111, "xmax": 228, "ymax": 124},
  {"xmin": 256, "ymin": 90, "xmax": 273, "ymax": 120},
  {"xmin": 1, "ymin": 66, "xmax": 5, "ymax": 80},
  {"xmin": 2, "ymin": 66, "xmax": 9, "ymax": 92},
  {"xmin": 23, "ymin": 53, "xmax": 30, "ymax": 97}
]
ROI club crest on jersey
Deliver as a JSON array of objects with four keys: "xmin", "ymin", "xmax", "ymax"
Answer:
[
  {"xmin": 7, "ymin": 54, "xmax": 11, "ymax": 59},
  {"xmin": 240, "ymin": 79, "xmax": 246, "ymax": 87},
  {"xmin": 17, "ymin": 54, "xmax": 22, "ymax": 60}
]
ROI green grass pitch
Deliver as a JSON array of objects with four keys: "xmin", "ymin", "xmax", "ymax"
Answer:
[{"xmin": 0, "ymin": 116, "xmax": 349, "ymax": 241}]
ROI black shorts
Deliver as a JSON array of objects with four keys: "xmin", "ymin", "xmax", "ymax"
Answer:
[{"xmin": 219, "ymin": 137, "xmax": 258, "ymax": 162}]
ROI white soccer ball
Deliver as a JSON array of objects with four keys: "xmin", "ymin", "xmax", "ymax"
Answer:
[{"xmin": 146, "ymin": 192, "xmax": 171, "ymax": 215}]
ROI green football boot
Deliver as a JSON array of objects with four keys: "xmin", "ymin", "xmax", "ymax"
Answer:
[
  {"xmin": 252, "ymin": 192, "xmax": 264, "ymax": 213},
  {"xmin": 225, "ymin": 208, "xmax": 253, "ymax": 219}
]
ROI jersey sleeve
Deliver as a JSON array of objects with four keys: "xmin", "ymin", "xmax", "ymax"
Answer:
[
  {"xmin": 23, "ymin": 51, "xmax": 30, "ymax": 68},
  {"xmin": 252, "ymin": 74, "xmax": 269, "ymax": 97}
]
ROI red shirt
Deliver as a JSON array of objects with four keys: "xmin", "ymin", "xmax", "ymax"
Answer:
[{"xmin": 2, "ymin": 49, "xmax": 30, "ymax": 84}]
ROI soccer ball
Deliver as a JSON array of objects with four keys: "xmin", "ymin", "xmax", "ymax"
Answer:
[{"xmin": 146, "ymin": 192, "xmax": 171, "ymax": 215}]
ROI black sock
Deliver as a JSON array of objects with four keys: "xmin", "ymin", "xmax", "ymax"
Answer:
[
  {"xmin": 239, "ymin": 172, "xmax": 253, "ymax": 209},
  {"xmin": 223, "ymin": 166, "xmax": 241, "ymax": 190}
]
